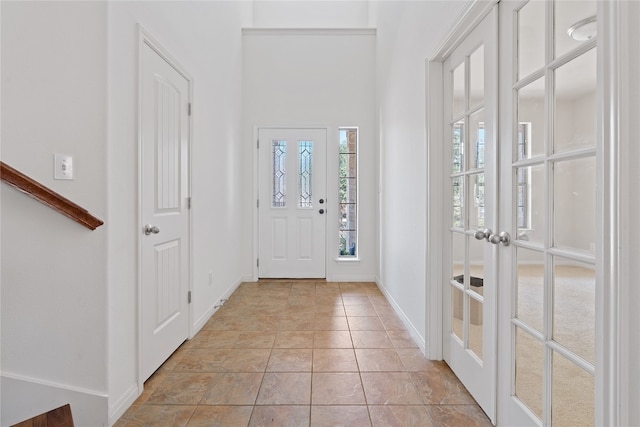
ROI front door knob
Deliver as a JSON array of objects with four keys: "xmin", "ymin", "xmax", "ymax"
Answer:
[
  {"xmin": 319, "ymin": 209, "xmax": 325, "ymax": 214},
  {"xmin": 144, "ymin": 224, "xmax": 160, "ymax": 235}
]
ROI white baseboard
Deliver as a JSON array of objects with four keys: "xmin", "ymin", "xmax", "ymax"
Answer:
[
  {"xmin": 374, "ymin": 278, "xmax": 427, "ymax": 354},
  {"xmin": 1, "ymin": 372, "xmax": 109, "ymax": 427},
  {"xmin": 326, "ymin": 275, "xmax": 377, "ymax": 282},
  {"xmin": 108, "ymin": 383, "xmax": 139, "ymax": 426}
]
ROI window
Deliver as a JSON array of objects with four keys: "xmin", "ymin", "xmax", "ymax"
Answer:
[
  {"xmin": 517, "ymin": 123, "xmax": 531, "ymax": 229},
  {"xmin": 272, "ymin": 140, "xmax": 286, "ymax": 207},
  {"xmin": 339, "ymin": 128, "xmax": 358, "ymax": 257}
]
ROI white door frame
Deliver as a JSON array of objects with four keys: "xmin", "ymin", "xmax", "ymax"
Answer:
[
  {"xmin": 252, "ymin": 125, "xmax": 330, "ymax": 281},
  {"xmin": 425, "ymin": 0, "xmax": 623, "ymax": 425},
  {"xmin": 137, "ymin": 25, "xmax": 194, "ymax": 391}
]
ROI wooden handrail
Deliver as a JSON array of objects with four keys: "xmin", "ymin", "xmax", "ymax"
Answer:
[{"xmin": 1, "ymin": 161, "xmax": 104, "ymax": 230}]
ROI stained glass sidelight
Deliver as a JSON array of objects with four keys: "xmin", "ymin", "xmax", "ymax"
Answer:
[
  {"xmin": 272, "ymin": 140, "xmax": 286, "ymax": 207},
  {"xmin": 298, "ymin": 141, "xmax": 313, "ymax": 207}
]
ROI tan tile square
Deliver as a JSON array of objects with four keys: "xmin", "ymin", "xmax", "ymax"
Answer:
[
  {"xmin": 311, "ymin": 373, "xmax": 366, "ymax": 405},
  {"xmin": 314, "ymin": 331, "xmax": 353, "ymax": 348},
  {"xmin": 314, "ymin": 316, "xmax": 349, "ymax": 330},
  {"xmin": 146, "ymin": 373, "xmax": 216, "ymax": 405},
  {"xmin": 361, "ymin": 372, "xmax": 423, "ymax": 405},
  {"xmin": 274, "ymin": 331, "xmax": 315, "ymax": 348},
  {"xmin": 234, "ymin": 331, "xmax": 276, "ymax": 348},
  {"xmin": 388, "ymin": 330, "xmax": 419, "ymax": 349},
  {"xmin": 221, "ymin": 349, "xmax": 271, "ymax": 372},
  {"xmin": 379, "ymin": 315, "xmax": 406, "ymax": 331},
  {"xmin": 355, "ymin": 349, "xmax": 405, "ymax": 371},
  {"xmin": 314, "ymin": 303, "xmax": 346, "ymax": 316},
  {"xmin": 341, "ymin": 295, "xmax": 371, "ymax": 305},
  {"xmin": 200, "ymin": 372, "xmax": 263, "ymax": 404},
  {"xmin": 351, "ymin": 331, "xmax": 394, "ymax": 348},
  {"xmin": 348, "ymin": 316, "xmax": 385, "ymax": 331},
  {"xmin": 188, "ymin": 330, "xmax": 239, "ymax": 348},
  {"xmin": 369, "ymin": 405, "xmax": 433, "ymax": 427},
  {"xmin": 311, "ymin": 406, "xmax": 371, "ymax": 427},
  {"xmin": 425, "ymin": 405, "xmax": 492, "ymax": 426},
  {"xmin": 120, "ymin": 405, "xmax": 196, "ymax": 427},
  {"xmin": 248, "ymin": 406, "xmax": 310, "ymax": 427},
  {"xmin": 313, "ymin": 348, "xmax": 358, "ymax": 372},
  {"xmin": 174, "ymin": 349, "xmax": 231, "ymax": 372},
  {"xmin": 373, "ymin": 304, "xmax": 398, "ymax": 317},
  {"xmin": 256, "ymin": 372, "xmax": 312, "ymax": 404},
  {"xmin": 409, "ymin": 370, "xmax": 476, "ymax": 404},
  {"xmin": 278, "ymin": 316, "xmax": 315, "ymax": 331},
  {"xmin": 267, "ymin": 349, "xmax": 313, "ymax": 372},
  {"xmin": 186, "ymin": 406, "xmax": 253, "ymax": 427},
  {"xmin": 344, "ymin": 304, "xmax": 378, "ymax": 316},
  {"xmin": 135, "ymin": 369, "xmax": 170, "ymax": 404}
]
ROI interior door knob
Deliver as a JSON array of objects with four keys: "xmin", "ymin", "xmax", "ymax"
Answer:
[
  {"xmin": 144, "ymin": 224, "xmax": 160, "ymax": 235},
  {"xmin": 474, "ymin": 228, "xmax": 492, "ymax": 242},
  {"xmin": 489, "ymin": 231, "xmax": 511, "ymax": 246}
]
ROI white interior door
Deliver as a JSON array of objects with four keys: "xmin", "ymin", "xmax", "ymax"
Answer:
[
  {"xmin": 258, "ymin": 128, "xmax": 327, "ymax": 278},
  {"xmin": 497, "ymin": 1, "xmax": 598, "ymax": 425},
  {"xmin": 140, "ymin": 40, "xmax": 191, "ymax": 381},
  {"xmin": 442, "ymin": 7, "xmax": 498, "ymax": 422}
]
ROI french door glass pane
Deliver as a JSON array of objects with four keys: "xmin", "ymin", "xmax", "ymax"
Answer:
[
  {"xmin": 468, "ymin": 295, "xmax": 483, "ymax": 359},
  {"xmin": 515, "ymin": 327, "xmax": 543, "ymax": 420},
  {"xmin": 469, "ymin": 109, "xmax": 485, "ymax": 169},
  {"xmin": 555, "ymin": 1, "xmax": 597, "ymax": 59},
  {"xmin": 272, "ymin": 140, "xmax": 287, "ymax": 207},
  {"xmin": 452, "ymin": 176, "xmax": 464, "ymax": 228},
  {"xmin": 553, "ymin": 157, "xmax": 596, "ymax": 253},
  {"xmin": 553, "ymin": 258, "xmax": 595, "ymax": 364},
  {"xmin": 452, "ymin": 285, "xmax": 464, "ymax": 341},
  {"xmin": 453, "ymin": 62, "xmax": 465, "ymax": 117},
  {"xmin": 517, "ymin": 77, "xmax": 545, "ymax": 159},
  {"xmin": 552, "ymin": 351, "xmax": 594, "ymax": 427},
  {"xmin": 452, "ymin": 121, "xmax": 464, "ymax": 173},
  {"xmin": 516, "ymin": 247, "xmax": 544, "ymax": 333},
  {"xmin": 554, "ymin": 49, "xmax": 597, "ymax": 153},
  {"xmin": 516, "ymin": 164, "xmax": 545, "ymax": 244},
  {"xmin": 469, "ymin": 45, "xmax": 485, "ymax": 108},
  {"xmin": 451, "ymin": 232, "xmax": 465, "ymax": 281},
  {"xmin": 469, "ymin": 173, "xmax": 485, "ymax": 230},
  {"xmin": 517, "ymin": 0, "xmax": 545, "ymax": 79}
]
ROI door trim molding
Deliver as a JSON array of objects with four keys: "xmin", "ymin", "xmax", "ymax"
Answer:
[{"xmin": 136, "ymin": 24, "xmax": 193, "ymax": 393}]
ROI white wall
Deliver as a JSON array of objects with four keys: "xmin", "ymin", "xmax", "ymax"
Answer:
[
  {"xmin": 370, "ymin": 1, "xmax": 466, "ymax": 349},
  {"xmin": 252, "ymin": 0, "xmax": 368, "ymax": 28},
  {"xmin": 1, "ymin": 2, "xmax": 108, "ymax": 425},
  {"xmin": 107, "ymin": 1, "xmax": 251, "ymax": 423},
  {"xmin": 242, "ymin": 30, "xmax": 377, "ymax": 281}
]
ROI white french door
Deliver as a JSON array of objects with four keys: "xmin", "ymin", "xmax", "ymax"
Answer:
[
  {"xmin": 497, "ymin": 1, "xmax": 598, "ymax": 425},
  {"xmin": 258, "ymin": 128, "xmax": 327, "ymax": 278},
  {"xmin": 140, "ymin": 37, "xmax": 191, "ymax": 382},
  {"xmin": 442, "ymin": 6, "xmax": 498, "ymax": 423}
]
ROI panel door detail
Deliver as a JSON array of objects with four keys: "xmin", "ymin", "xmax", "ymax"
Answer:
[
  {"xmin": 140, "ymin": 41, "xmax": 191, "ymax": 382},
  {"xmin": 258, "ymin": 128, "xmax": 327, "ymax": 278}
]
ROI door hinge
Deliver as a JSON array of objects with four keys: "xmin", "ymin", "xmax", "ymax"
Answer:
[
  {"xmin": 257, "ymin": 258, "xmax": 259, "ymax": 268},
  {"xmin": 257, "ymin": 199, "xmax": 259, "ymax": 209},
  {"xmin": 187, "ymin": 197, "xmax": 192, "ymax": 209},
  {"xmin": 188, "ymin": 103, "xmax": 192, "ymax": 116},
  {"xmin": 188, "ymin": 291, "xmax": 192, "ymax": 304},
  {"xmin": 257, "ymin": 139, "xmax": 259, "ymax": 149}
]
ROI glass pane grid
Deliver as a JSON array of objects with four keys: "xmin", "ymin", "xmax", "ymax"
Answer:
[
  {"xmin": 272, "ymin": 140, "xmax": 286, "ymax": 207},
  {"xmin": 339, "ymin": 128, "xmax": 358, "ymax": 257},
  {"xmin": 298, "ymin": 141, "xmax": 313, "ymax": 208}
]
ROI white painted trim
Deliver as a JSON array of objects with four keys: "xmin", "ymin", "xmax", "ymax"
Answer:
[
  {"xmin": 136, "ymin": 24, "xmax": 194, "ymax": 392},
  {"xmin": 242, "ymin": 28, "xmax": 376, "ymax": 37},
  {"xmin": 375, "ymin": 279, "xmax": 426, "ymax": 353},
  {"xmin": 108, "ymin": 384, "xmax": 138, "ymax": 426},
  {"xmin": 1, "ymin": 372, "xmax": 108, "ymax": 398}
]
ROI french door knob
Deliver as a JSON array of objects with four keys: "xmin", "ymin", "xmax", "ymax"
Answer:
[
  {"xmin": 144, "ymin": 224, "xmax": 160, "ymax": 235},
  {"xmin": 489, "ymin": 231, "xmax": 511, "ymax": 246},
  {"xmin": 474, "ymin": 228, "xmax": 493, "ymax": 242}
]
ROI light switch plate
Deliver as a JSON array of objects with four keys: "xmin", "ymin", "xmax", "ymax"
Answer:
[{"xmin": 54, "ymin": 154, "xmax": 73, "ymax": 180}]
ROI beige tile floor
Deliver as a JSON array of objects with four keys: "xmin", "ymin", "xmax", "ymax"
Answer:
[{"xmin": 115, "ymin": 281, "xmax": 491, "ymax": 426}]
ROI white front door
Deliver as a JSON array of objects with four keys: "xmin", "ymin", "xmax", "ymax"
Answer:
[
  {"xmin": 258, "ymin": 128, "xmax": 327, "ymax": 278},
  {"xmin": 497, "ymin": 1, "xmax": 598, "ymax": 425},
  {"xmin": 140, "ymin": 39, "xmax": 191, "ymax": 381},
  {"xmin": 442, "ymin": 7, "xmax": 498, "ymax": 422}
]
